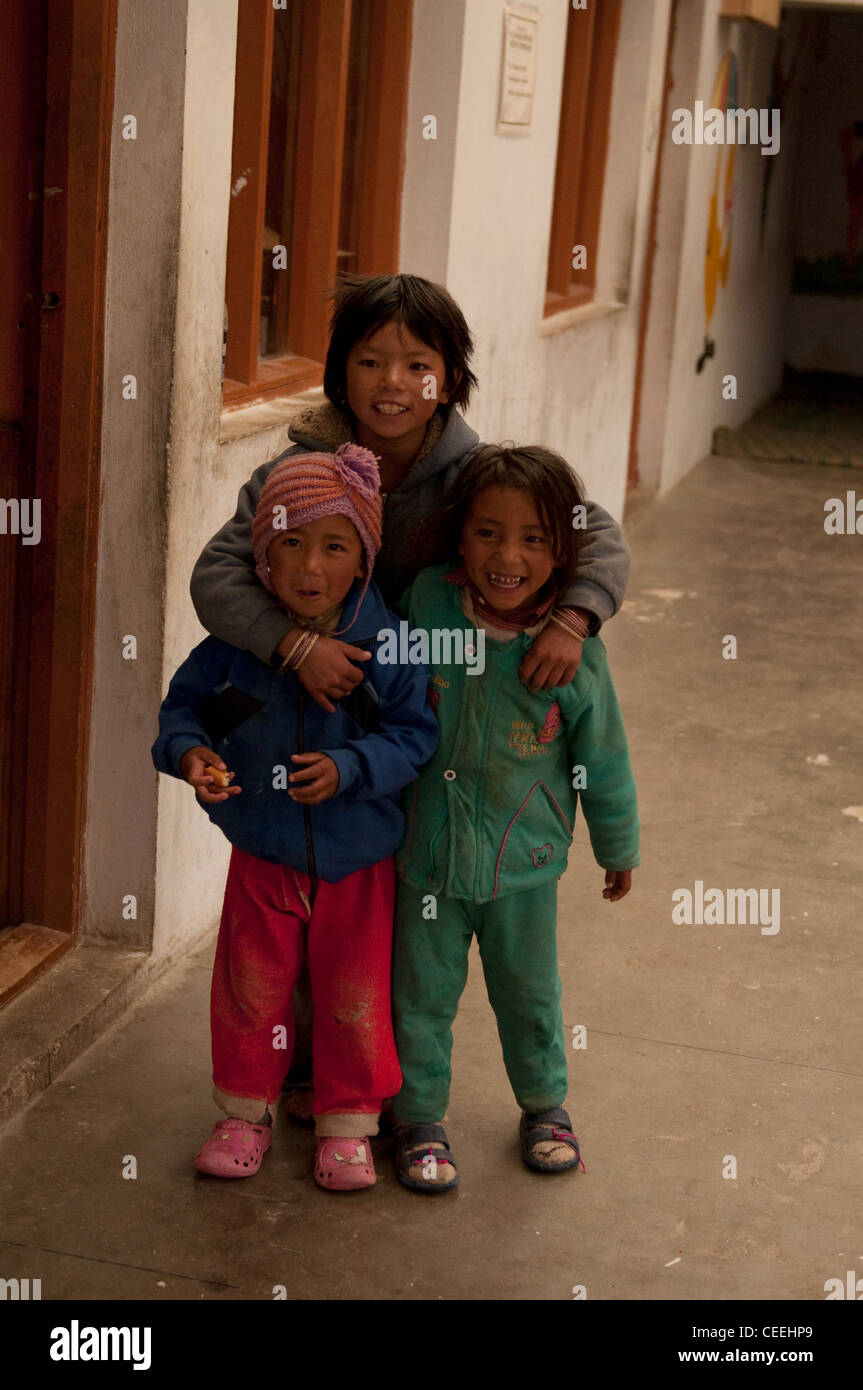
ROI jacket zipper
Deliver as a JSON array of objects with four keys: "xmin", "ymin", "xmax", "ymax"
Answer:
[
  {"xmin": 292, "ymin": 630, "xmax": 376, "ymax": 877},
  {"xmin": 296, "ymin": 687, "xmax": 317, "ymax": 877},
  {"xmin": 471, "ymin": 637, "xmax": 521, "ymax": 898},
  {"xmin": 471, "ymin": 663, "xmax": 494, "ymax": 899}
]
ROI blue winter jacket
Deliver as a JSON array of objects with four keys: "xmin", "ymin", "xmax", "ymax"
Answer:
[{"xmin": 151, "ymin": 580, "xmax": 440, "ymax": 882}]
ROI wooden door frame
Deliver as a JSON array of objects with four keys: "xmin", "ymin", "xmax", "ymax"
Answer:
[{"xmin": 0, "ymin": 0, "xmax": 117, "ymax": 1006}]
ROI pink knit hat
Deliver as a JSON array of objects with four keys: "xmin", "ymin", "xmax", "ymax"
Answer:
[{"xmin": 253, "ymin": 443, "xmax": 382, "ymax": 629}]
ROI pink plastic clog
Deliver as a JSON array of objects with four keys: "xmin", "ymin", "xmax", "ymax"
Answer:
[
  {"xmin": 314, "ymin": 1136, "xmax": 376, "ymax": 1191},
  {"xmin": 194, "ymin": 1118, "xmax": 272, "ymax": 1177}
]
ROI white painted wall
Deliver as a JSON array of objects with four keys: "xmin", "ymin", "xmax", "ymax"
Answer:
[
  {"xmin": 90, "ymin": 0, "xmax": 834, "ymax": 968},
  {"xmin": 90, "ymin": 0, "xmax": 254, "ymax": 965},
  {"xmin": 400, "ymin": 0, "xmax": 466, "ymax": 285},
  {"xmin": 400, "ymin": 0, "xmax": 669, "ymax": 517},
  {"xmin": 149, "ymin": 0, "xmax": 674, "ymax": 964},
  {"xmin": 86, "ymin": 0, "xmax": 189, "ymax": 950},
  {"xmin": 151, "ymin": 0, "xmax": 240, "ymax": 962},
  {"xmin": 635, "ymin": 0, "xmax": 707, "ymax": 495},
  {"xmin": 89, "ymin": 0, "xmax": 708, "ymax": 962},
  {"xmin": 406, "ymin": 0, "xmax": 673, "ymax": 519}
]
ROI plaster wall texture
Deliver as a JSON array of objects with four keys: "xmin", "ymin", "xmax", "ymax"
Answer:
[
  {"xmin": 151, "ymin": 0, "xmax": 240, "ymax": 963},
  {"xmin": 116, "ymin": 0, "xmax": 692, "ymax": 961},
  {"xmin": 85, "ymin": 0, "xmax": 189, "ymax": 950},
  {"xmin": 635, "ymin": 0, "xmax": 705, "ymax": 494},
  {"xmin": 89, "ymin": 0, "xmax": 823, "ymax": 968},
  {"xmin": 399, "ymin": 0, "xmax": 466, "ymax": 286}
]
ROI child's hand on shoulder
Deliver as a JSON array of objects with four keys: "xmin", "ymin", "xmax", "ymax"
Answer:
[
  {"xmin": 277, "ymin": 631, "xmax": 371, "ymax": 713},
  {"xmin": 289, "ymin": 752, "xmax": 339, "ymax": 804},
  {"xmin": 602, "ymin": 869, "xmax": 632, "ymax": 902},
  {"xmin": 520, "ymin": 622, "xmax": 584, "ymax": 690},
  {"xmin": 179, "ymin": 746, "xmax": 242, "ymax": 803}
]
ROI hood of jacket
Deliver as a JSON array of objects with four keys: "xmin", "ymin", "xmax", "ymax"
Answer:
[
  {"xmin": 288, "ymin": 401, "xmax": 480, "ymax": 496},
  {"xmin": 320, "ymin": 572, "xmax": 392, "ymax": 643},
  {"xmin": 253, "ymin": 572, "xmax": 394, "ymax": 650}
]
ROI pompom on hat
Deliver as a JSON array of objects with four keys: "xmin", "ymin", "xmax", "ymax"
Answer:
[{"xmin": 253, "ymin": 443, "xmax": 383, "ymax": 632}]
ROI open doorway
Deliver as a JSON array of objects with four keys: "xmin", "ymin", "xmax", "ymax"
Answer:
[
  {"xmin": 0, "ymin": 0, "xmax": 116, "ymax": 1005},
  {"xmin": 714, "ymin": 7, "xmax": 863, "ymax": 465}
]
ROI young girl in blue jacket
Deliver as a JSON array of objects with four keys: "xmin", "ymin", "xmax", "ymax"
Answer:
[
  {"xmin": 151, "ymin": 445, "xmax": 438, "ymax": 1191},
  {"xmin": 391, "ymin": 445, "xmax": 640, "ymax": 1192}
]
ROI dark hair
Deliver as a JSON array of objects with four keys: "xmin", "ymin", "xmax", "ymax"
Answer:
[
  {"xmin": 323, "ymin": 273, "xmax": 478, "ymax": 414},
  {"xmin": 418, "ymin": 444, "xmax": 587, "ymax": 600}
]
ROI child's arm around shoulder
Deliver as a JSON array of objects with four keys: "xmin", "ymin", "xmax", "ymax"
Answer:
[
  {"xmin": 563, "ymin": 501, "xmax": 630, "ymax": 627},
  {"xmin": 189, "ymin": 450, "xmax": 301, "ymax": 663},
  {"xmin": 521, "ymin": 510, "xmax": 629, "ymax": 692}
]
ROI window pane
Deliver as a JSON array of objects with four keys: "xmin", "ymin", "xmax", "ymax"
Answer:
[
  {"xmin": 338, "ymin": 0, "xmax": 372, "ymax": 277},
  {"xmin": 251, "ymin": 0, "xmax": 404, "ymax": 372},
  {"xmin": 261, "ymin": 0, "xmax": 374, "ymax": 358},
  {"xmin": 261, "ymin": 0, "xmax": 303, "ymax": 359}
]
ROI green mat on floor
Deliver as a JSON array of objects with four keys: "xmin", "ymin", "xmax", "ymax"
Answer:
[{"xmin": 713, "ymin": 398, "xmax": 863, "ymax": 467}]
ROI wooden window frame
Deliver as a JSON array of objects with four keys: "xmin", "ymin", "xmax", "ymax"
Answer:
[
  {"xmin": 544, "ymin": 0, "xmax": 622, "ymax": 318},
  {"xmin": 223, "ymin": 0, "xmax": 412, "ymax": 410},
  {"xmin": 719, "ymin": 0, "xmax": 780, "ymax": 26}
]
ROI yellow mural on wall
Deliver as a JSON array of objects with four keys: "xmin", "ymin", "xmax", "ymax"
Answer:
[{"xmin": 698, "ymin": 52, "xmax": 738, "ymax": 373}]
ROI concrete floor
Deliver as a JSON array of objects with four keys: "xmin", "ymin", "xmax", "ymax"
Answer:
[{"xmin": 2, "ymin": 453, "xmax": 862, "ymax": 1302}]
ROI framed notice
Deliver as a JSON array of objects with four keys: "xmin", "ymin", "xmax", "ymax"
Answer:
[{"xmin": 496, "ymin": 2, "xmax": 540, "ymax": 136}]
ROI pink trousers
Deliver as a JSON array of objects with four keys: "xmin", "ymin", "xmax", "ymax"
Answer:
[{"xmin": 210, "ymin": 846, "xmax": 402, "ymax": 1133}]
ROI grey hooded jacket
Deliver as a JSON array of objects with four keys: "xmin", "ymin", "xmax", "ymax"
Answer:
[{"xmin": 190, "ymin": 403, "xmax": 630, "ymax": 665}]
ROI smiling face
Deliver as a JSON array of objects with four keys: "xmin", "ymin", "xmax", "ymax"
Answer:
[
  {"xmin": 458, "ymin": 486, "xmax": 557, "ymax": 612},
  {"xmin": 267, "ymin": 514, "xmax": 365, "ymax": 619},
  {"xmin": 345, "ymin": 320, "xmax": 452, "ymax": 459}
]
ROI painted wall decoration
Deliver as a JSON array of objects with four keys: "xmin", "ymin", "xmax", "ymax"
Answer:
[{"xmin": 698, "ymin": 52, "xmax": 738, "ymax": 373}]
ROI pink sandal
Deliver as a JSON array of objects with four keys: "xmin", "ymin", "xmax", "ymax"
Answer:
[
  {"xmin": 314, "ymin": 1136, "xmax": 376, "ymax": 1191},
  {"xmin": 194, "ymin": 1118, "xmax": 272, "ymax": 1177}
]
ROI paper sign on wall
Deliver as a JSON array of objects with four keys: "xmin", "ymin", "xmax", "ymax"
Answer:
[{"xmin": 496, "ymin": 3, "xmax": 539, "ymax": 136}]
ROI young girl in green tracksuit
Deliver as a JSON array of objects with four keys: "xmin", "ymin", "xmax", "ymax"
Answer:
[{"xmin": 392, "ymin": 444, "xmax": 640, "ymax": 1192}]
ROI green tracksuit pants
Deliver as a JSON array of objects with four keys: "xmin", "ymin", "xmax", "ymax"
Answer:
[{"xmin": 392, "ymin": 880, "xmax": 569, "ymax": 1123}]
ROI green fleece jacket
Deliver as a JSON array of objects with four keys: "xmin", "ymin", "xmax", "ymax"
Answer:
[{"xmin": 396, "ymin": 566, "xmax": 640, "ymax": 902}]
